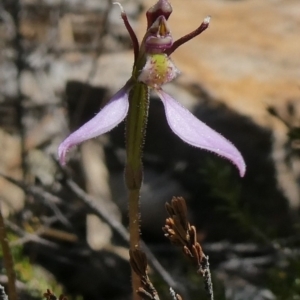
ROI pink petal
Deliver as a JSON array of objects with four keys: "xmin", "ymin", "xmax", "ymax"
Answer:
[
  {"xmin": 58, "ymin": 83, "xmax": 131, "ymax": 165},
  {"xmin": 157, "ymin": 89, "xmax": 246, "ymax": 177}
]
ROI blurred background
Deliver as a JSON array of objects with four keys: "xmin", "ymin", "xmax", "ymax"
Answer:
[{"xmin": 0, "ymin": 0, "xmax": 300, "ymax": 299}]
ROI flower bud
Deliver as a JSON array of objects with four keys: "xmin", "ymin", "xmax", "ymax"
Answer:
[
  {"xmin": 145, "ymin": 16, "xmax": 173, "ymax": 53},
  {"xmin": 146, "ymin": 0, "xmax": 172, "ymax": 28}
]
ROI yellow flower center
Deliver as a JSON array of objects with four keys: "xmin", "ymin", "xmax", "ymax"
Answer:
[{"xmin": 138, "ymin": 53, "xmax": 179, "ymax": 88}]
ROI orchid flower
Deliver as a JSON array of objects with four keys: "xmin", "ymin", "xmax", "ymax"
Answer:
[{"xmin": 58, "ymin": 0, "xmax": 246, "ymax": 178}]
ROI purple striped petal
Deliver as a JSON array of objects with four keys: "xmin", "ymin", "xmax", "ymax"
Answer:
[
  {"xmin": 157, "ymin": 89, "xmax": 246, "ymax": 176},
  {"xmin": 58, "ymin": 84, "xmax": 131, "ymax": 165}
]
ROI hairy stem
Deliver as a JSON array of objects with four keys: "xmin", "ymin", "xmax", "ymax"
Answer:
[
  {"xmin": 128, "ymin": 189, "xmax": 141, "ymax": 299},
  {"xmin": 125, "ymin": 82, "xmax": 149, "ymax": 300}
]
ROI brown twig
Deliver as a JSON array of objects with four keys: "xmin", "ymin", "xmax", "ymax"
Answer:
[
  {"xmin": 72, "ymin": 0, "xmax": 113, "ymax": 129},
  {"xmin": 43, "ymin": 289, "xmax": 67, "ymax": 300},
  {"xmin": 0, "ymin": 173, "xmax": 70, "ymax": 227},
  {"xmin": 63, "ymin": 172, "xmax": 182, "ymax": 291},
  {"xmin": 163, "ymin": 197, "xmax": 214, "ymax": 300},
  {"xmin": 53, "ymin": 158, "xmax": 182, "ymax": 293},
  {"xmin": 0, "ymin": 284, "xmax": 8, "ymax": 300},
  {"xmin": 170, "ymin": 288, "xmax": 182, "ymax": 300},
  {"xmin": 129, "ymin": 249, "xmax": 159, "ymax": 300},
  {"xmin": 9, "ymin": 0, "xmax": 26, "ymax": 179},
  {"xmin": 0, "ymin": 168, "xmax": 182, "ymax": 296},
  {"xmin": 0, "ymin": 204, "xmax": 18, "ymax": 300}
]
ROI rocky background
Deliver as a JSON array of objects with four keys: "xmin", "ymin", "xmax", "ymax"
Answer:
[{"xmin": 0, "ymin": 0, "xmax": 300, "ymax": 299}]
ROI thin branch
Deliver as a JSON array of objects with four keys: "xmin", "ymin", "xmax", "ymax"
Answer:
[
  {"xmin": 9, "ymin": 0, "xmax": 26, "ymax": 179},
  {"xmin": 163, "ymin": 197, "xmax": 214, "ymax": 300},
  {"xmin": 129, "ymin": 249, "xmax": 160, "ymax": 300},
  {"xmin": 0, "ymin": 284, "xmax": 8, "ymax": 300},
  {"xmin": 170, "ymin": 288, "xmax": 182, "ymax": 300},
  {"xmin": 0, "ymin": 167, "xmax": 182, "ymax": 294},
  {"xmin": 0, "ymin": 205, "xmax": 18, "ymax": 300},
  {"xmin": 5, "ymin": 220, "xmax": 59, "ymax": 249},
  {"xmin": 54, "ymin": 160, "xmax": 183, "ymax": 293},
  {"xmin": 0, "ymin": 173, "xmax": 70, "ymax": 227},
  {"xmin": 198, "ymin": 256, "xmax": 214, "ymax": 300},
  {"xmin": 71, "ymin": 0, "xmax": 114, "ymax": 129}
]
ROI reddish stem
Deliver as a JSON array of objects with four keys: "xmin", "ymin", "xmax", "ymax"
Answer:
[
  {"xmin": 166, "ymin": 16, "xmax": 210, "ymax": 56},
  {"xmin": 116, "ymin": 3, "xmax": 140, "ymax": 62}
]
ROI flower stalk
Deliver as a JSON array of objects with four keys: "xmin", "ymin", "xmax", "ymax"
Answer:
[
  {"xmin": 125, "ymin": 82, "xmax": 149, "ymax": 299},
  {"xmin": 125, "ymin": 82, "xmax": 149, "ymax": 190}
]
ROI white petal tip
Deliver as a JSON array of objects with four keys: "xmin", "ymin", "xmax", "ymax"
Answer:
[
  {"xmin": 204, "ymin": 16, "xmax": 211, "ymax": 24},
  {"xmin": 236, "ymin": 159, "xmax": 246, "ymax": 177},
  {"xmin": 113, "ymin": 2, "xmax": 125, "ymax": 13}
]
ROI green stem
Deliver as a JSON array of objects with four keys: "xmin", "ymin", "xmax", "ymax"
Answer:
[
  {"xmin": 128, "ymin": 189, "xmax": 141, "ymax": 300},
  {"xmin": 125, "ymin": 81, "xmax": 149, "ymax": 300},
  {"xmin": 125, "ymin": 82, "xmax": 149, "ymax": 190}
]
